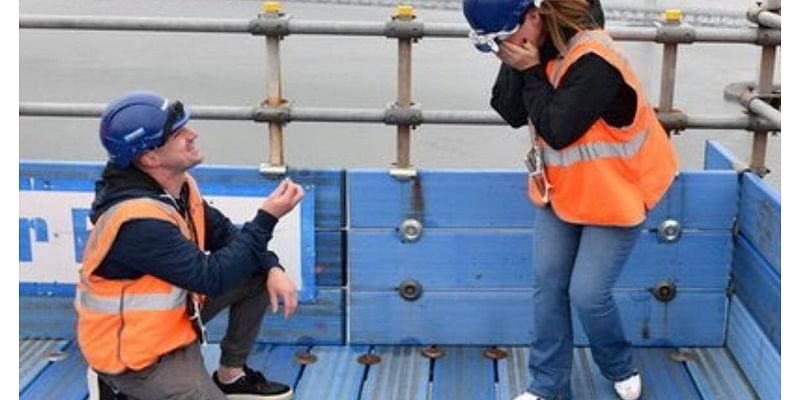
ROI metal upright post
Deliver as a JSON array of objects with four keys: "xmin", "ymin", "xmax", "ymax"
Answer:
[
  {"xmin": 260, "ymin": 1, "xmax": 288, "ymax": 175},
  {"xmin": 749, "ymin": 0, "xmax": 780, "ymax": 176},
  {"xmin": 391, "ymin": 5, "xmax": 417, "ymax": 179},
  {"xmin": 658, "ymin": 9, "xmax": 682, "ymax": 136}
]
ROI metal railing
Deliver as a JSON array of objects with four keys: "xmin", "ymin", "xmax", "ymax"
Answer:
[{"xmin": 19, "ymin": 1, "xmax": 781, "ymax": 177}]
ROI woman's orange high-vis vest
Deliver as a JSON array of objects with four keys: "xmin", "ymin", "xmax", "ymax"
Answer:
[
  {"xmin": 528, "ymin": 29, "xmax": 679, "ymax": 226},
  {"xmin": 76, "ymin": 175, "xmax": 207, "ymax": 374}
]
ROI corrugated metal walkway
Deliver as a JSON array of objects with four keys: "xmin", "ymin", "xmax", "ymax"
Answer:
[{"xmin": 20, "ymin": 339, "xmax": 758, "ymax": 400}]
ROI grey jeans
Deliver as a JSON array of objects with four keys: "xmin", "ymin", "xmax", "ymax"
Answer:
[{"xmin": 99, "ymin": 272, "xmax": 269, "ymax": 400}]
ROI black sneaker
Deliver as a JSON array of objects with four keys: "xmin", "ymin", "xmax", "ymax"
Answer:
[{"xmin": 212, "ymin": 365, "xmax": 294, "ymax": 400}]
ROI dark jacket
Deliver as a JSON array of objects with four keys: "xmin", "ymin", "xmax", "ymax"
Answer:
[
  {"xmin": 90, "ymin": 164, "xmax": 281, "ymax": 296},
  {"xmin": 490, "ymin": 0, "xmax": 637, "ymax": 150}
]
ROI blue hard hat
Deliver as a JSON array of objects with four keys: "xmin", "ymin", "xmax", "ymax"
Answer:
[
  {"xmin": 99, "ymin": 91, "xmax": 191, "ymax": 168},
  {"xmin": 463, "ymin": 0, "xmax": 537, "ymax": 35}
]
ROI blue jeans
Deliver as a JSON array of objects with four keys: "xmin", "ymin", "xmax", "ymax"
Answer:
[{"xmin": 527, "ymin": 206, "xmax": 641, "ymax": 400}]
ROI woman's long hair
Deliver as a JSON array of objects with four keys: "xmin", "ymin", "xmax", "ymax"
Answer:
[{"xmin": 538, "ymin": 0, "xmax": 599, "ymax": 55}]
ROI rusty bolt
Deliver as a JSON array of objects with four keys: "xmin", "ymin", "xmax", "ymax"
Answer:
[
  {"xmin": 669, "ymin": 349, "xmax": 697, "ymax": 363},
  {"xmin": 357, "ymin": 354, "xmax": 382, "ymax": 365},
  {"xmin": 482, "ymin": 348, "xmax": 508, "ymax": 360},
  {"xmin": 294, "ymin": 351, "xmax": 318, "ymax": 365},
  {"xmin": 421, "ymin": 346, "xmax": 444, "ymax": 359},
  {"xmin": 46, "ymin": 351, "xmax": 68, "ymax": 362}
]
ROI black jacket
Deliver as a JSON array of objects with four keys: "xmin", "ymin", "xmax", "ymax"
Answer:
[
  {"xmin": 90, "ymin": 164, "xmax": 281, "ymax": 296},
  {"xmin": 490, "ymin": 0, "xmax": 637, "ymax": 150}
]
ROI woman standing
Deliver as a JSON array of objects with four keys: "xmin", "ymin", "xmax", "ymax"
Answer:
[{"xmin": 463, "ymin": 0, "xmax": 679, "ymax": 399}]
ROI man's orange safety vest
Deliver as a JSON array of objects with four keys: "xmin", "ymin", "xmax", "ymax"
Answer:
[
  {"xmin": 75, "ymin": 175, "xmax": 206, "ymax": 374},
  {"xmin": 528, "ymin": 29, "xmax": 679, "ymax": 226}
]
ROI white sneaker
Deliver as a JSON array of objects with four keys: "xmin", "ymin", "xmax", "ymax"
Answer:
[
  {"xmin": 513, "ymin": 393, "xmax": 543, "ymax": 400},
  {"xmin": 613, "ymin": 372, "xmax": 642, "ymax": 400}
]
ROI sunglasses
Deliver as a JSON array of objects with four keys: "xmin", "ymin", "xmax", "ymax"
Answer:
[
  {"xmin": 160, "ymin": 100, "xmax": 186, "ymax": 146},
  {"xmin": 469, "ymin": 28, "xmax": 519, "ymax": 53}
]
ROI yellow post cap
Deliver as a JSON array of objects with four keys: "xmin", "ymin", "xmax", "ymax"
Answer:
[
  {"xmin": 262, "ymin": 1, "xmax": 282, "ymax": 13},
  {"xmin": 663, "ymin": 9, "xmax": 682, "ymax": 22},
  {"xmin": 394, "ymin": 5, "xmax": 415, "ymax": 18}
]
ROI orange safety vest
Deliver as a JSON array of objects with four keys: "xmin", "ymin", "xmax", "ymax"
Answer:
[
  {"xmin": 528, "ymin": 29, "xmax": 679, "ymax": 226},
  {"xmin": 75, "ymin": 175, "xmax": 207, "ymax": 374}
]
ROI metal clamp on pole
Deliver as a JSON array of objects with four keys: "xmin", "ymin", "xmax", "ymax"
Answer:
[
  {"xmin": 655, "ymin": 110, "xmax": 689, "ymax": 132},
  {"xmin": 384, "ymin": 15, "xmax": 424, "ymax": 39},
  {"xmin": 384, "ymin": 102, "xmax": 423, "ymax": 126},
  {"xmin": 747, "ymin": 5, "xmax": 781, "ymax": 30},
  {"xmin": 725, "ymin": 80, "xmax": 780, "ymax": 176},
  {"xmin": 656, "ymin": 10, "xmax": 686, "ymax": 137},
  {"xmin": 724, "ymin": 82, "xmax": 781, "ymax": 126},
  {"xmin": 259, "ymin": 1, "xmax": 289, "ymax": 177},
  {"xmin": 654, "ymin": 10, "xmax": 695, "ymax": 44},
  {"xmin": 254, "ymin": 101, "xmax": 292, "ymax": 124},
  {"xmin": 248, "ymin": 12, "xmax": 291, "ymax": 37},
  {"xmin": 390, "ymin": 5, "xmax": 418, "ymax": 180}
]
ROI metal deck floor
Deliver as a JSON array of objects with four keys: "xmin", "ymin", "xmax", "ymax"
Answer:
[{"xmin": 19, "ymin": 339, "xmax": 758, "ymax": 400}]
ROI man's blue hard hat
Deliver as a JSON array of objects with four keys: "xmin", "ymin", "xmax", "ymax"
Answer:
[
  {"xmin": 462, "ymin": 0, "xmax": 538, "ymax": 35},
  {"xmin": 99, "ymin": 91, "xmax": 191, "ymax": 168}
]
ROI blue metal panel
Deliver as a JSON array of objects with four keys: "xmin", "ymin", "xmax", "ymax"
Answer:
[
  {"xmin": 704, "ymin": 140, "xmax": 740, "ymax": 170},
  {"xmin": 19, "ymin": 282, "xmax": 76, "ymax": 296},
  {"xmin": 361, "ymin": 346, "xmax": 429, "ymax": 400},
  {"xmin": 19, "ymin": 161, "xmax": 344, "ymax": 227},
  {"xmin": 294, "ymin": 346, "xmax": 368, "ymax": 400},
  {"xmin": 499, "ymin": 347, "xmax": 703, "ymax": 400},
  {"xmin": 251, "ymin": 344, "xmax": 309, "ymax": 388},
  {"xmin": 348, "ymin": 170, "xmax": 535, "ymax": 228},
  {"xmin": 350, "ymin": 290, "xmax": 533, "ymax": 345},
  {"xmin": 20, "ymin": 296, "xmax": 77, "ymax": 339},
  {"xmin": 727, "ymin": 296, "xmax": 780, "ymax": 400},
  {"xmin": 348, "ymin": 170, "xmax": 738, "ymax": 230},
  {"xmin": 300, "ymin": 186, "xmax": 318, "ymax": 302},
  {"xmin": 497, "ymin": 347, "xmax": 529, "ymax": 400},
  {"xmin": 316, "ymin": 230, "xmax": 344, "ymax": 286},
  {"xmin": 645, "ymin": 171, "xmax": 738, "ymax": 230},
  {"xmin": 732, "ymin": 235, "xmax": 780, "ymax": 351},
  {"xmin": 631, "ymin": 348, "xmax": 702, "ymax": 400},
  {"xmin": 572, "ymin": 290, "xmax": 727, "ymax": 347},
  {"xmin": 570, "ymin": 347, "xmax": 618, "ymax": 399},
  {"xmin": 205, "ymin": 288, "xmax": 343, "ymax": 345},
  {"xmin": 19, "ymin": 161, "xmax": 103, "ymax": 191},
  {"xmin": 202, "ymin": 343, "xmax": 222, "ymax": 375},
  {"xmin": 349, "ymin": 290, "xmax": 726, "ymax": 346},
  {"xmin": 350, "ymin": 230, "xmax": 535, "ymax": 289},
  {"xmin": 569, "ymin": 348, "xmax": 701, "ymax": 400},
  {"xmin": 681, "ymin": 347, "xmax": 758, "ymax": 400},
  {"xmin": 191, "ymin": 166, "xmax": 345, "ymax": 229},
  {"xmin": 19, "ymin": 341, "xmax": 88, "ymax": 400},
  {"xmin": 19, "ymin": 339, "xmax": 69, "ymax": 393},
  {"xmin": 738, "ymin": 173, "xmax": 780, "ymax": 274},
  {"xmin": 431, "ymin": 347, "xmax": 495, "ymax": 400},
  {"xmin": 349, "ymin": 231, "xmax": 731, "ymax": 290},
  {"xmin": 620, "ymin": 231, "xmax": 731, "ymax": 289}
]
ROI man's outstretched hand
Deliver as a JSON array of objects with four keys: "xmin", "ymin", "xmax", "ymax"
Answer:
[
  {"xmin": 262, "ymin": 178, "xmax": 305, "ymax": 219},
  {"xmin": 266, "ymin": 267, "xmax": 298, "ymax": 319}
]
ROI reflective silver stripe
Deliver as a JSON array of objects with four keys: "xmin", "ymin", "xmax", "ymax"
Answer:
[
  {"xmin": 77, "ymin": 286, "xmax": 187, "ymax": 314},
  {"xmin": 543, "ymin": 130, "xmax": 648, "ymax": 167}
]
